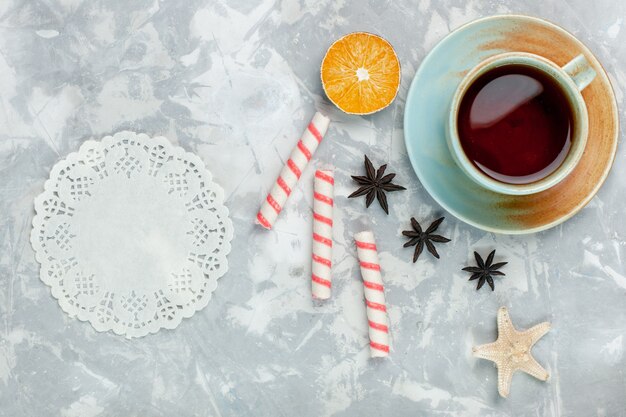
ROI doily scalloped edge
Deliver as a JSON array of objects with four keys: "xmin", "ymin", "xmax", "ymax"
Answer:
[{"xmin": 30, "ymin": 131, "xmax": 234, "ymax": 338}]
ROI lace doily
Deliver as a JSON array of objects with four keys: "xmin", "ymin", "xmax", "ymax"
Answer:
[{"xmin": 30, "ymin": 132, "xmax": 233, "ymax": 337}]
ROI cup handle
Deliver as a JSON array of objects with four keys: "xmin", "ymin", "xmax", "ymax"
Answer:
[{"xmin": 562, "ymin": 54, "xmax": 597, "ymax": 91}]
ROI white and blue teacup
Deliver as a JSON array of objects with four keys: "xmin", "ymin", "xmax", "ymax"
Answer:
[{"xmin": 446, "ymin": 52, "xmax": 597, "ymax": 195}]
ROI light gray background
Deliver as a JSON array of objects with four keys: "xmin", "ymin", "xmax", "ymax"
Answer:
[{"xmin": 1, "ymin": 0, "xmax": 625, "ymax": 416}]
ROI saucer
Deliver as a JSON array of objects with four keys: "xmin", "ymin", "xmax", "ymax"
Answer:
[{"xmin": 403, "ymin": 15, "xmax": 619, "ymax": 234}]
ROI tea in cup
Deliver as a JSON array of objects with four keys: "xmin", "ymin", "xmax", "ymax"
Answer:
[{"xmin": 447, "ymin": 52, "xmax": 596, "ymax": 195}]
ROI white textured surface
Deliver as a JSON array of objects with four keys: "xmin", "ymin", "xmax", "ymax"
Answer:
[{"xmin": 0, "ymin": 0, "xmax": 625, "ymax": 416}]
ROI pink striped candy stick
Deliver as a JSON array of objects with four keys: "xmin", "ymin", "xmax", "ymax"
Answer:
[
  {"xmin": 256, "ymin": 112, "xmax": 331, "ymax": 230},
  {"xmin": 354, "ymin": 231, "xmax": 390, "ymax": 357},
  {"xmin": 311, "ymin": 169, "xmax": 334, "ymax": 299}
]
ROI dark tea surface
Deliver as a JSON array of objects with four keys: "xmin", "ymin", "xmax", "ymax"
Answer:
[{"xmin": 457, "ymin": 64, "xmax": 573, "ymax": 184}]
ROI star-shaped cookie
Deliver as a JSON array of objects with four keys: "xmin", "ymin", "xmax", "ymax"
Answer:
[{"xmin": 472, "ymin": 307, "xmax": 551, "ymax": 398}]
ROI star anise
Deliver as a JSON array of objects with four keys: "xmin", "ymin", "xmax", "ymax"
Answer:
[
  {"xmin": 462, "ymin": 250, "xmax": 507, "ymax": 291},
  {"xmin": 348, "ymin": 155, "xmax": 406, "ymax": 214},
  {"xmin": 402, "ymin": 217, "xmax": 451, "ymax": 262}
]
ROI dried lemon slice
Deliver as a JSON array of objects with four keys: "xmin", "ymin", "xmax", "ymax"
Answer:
[{"xmin": 321, "ymin": 32, "xmax": 401, "ymax": 115}]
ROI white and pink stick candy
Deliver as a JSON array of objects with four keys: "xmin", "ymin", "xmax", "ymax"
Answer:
[
  {"xmin": 354, "ymin": 231, "xmax": 390, "ymax": 357},
  {"xmin": 311, "ymin": 170, "xmax": 334, "ymax": 299},
  {"xmin": 256, "ymin": 112, "xmax": 331, "ymax": 230}
]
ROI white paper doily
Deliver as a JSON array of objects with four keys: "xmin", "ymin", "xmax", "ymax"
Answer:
[{"xmin": 30, "ymin": 131, "xmax": 233, "ymax": 337}]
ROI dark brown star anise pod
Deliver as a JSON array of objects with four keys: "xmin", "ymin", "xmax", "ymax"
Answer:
[
  {"xmin": 348, "ymin": 155, "xmax": 406, "ymax": 214},
  {"xmin": 462, "ymin": 250, "xmax": 507, "ymax": 291},
  {"xmin": 402, "ymin": 217, "xmax": 451, "ymax": 262}
]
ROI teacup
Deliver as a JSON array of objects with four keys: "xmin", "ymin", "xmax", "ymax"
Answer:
[{"xmin": 446, "ymin": 52, "xmax": 596, "ymax": 195}]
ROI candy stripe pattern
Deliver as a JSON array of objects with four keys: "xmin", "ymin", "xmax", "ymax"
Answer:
[
  {"xmin": 354, "ymin": 231, "xmax": 390, "ymax": 357},
  {"xmin": 311, "ymin": 170, "xmax": 334, "ymax": 299},
  {"xmin": 256, "ymin": 112, "xmax": 331, "ymax": 229}
]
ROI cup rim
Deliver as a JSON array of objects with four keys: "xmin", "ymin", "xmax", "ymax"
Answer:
[{"xmin": 447, "ymin": 51, "xmax": 589, "ymax": 195}]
